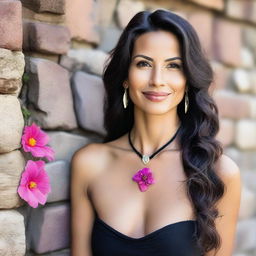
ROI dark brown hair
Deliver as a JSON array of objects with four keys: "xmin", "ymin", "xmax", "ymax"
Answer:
[{"xmin": 102, "ymin": 9, "xmax": 225, "ymax": 255}]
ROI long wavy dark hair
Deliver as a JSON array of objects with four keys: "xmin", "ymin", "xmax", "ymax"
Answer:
[{"xmin": 102, "ymin": 9, "xmax": 225, "ymax": 256}]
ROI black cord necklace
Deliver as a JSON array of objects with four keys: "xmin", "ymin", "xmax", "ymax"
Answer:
[{"xmin": 128, "ymin": 125, "xmax": 181, "ymax": 165}]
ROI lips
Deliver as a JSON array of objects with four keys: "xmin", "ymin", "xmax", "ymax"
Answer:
[
  {"xmin": 142, "ymin": 91, "xmax": 171, "ymax": 96},
  {"xmin": 142, "ymin": 91, "xmax": 171, "ymax": 102}
]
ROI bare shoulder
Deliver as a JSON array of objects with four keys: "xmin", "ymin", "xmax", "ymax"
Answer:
[
  {"xmin": 71, "ymin": 142, "xmax": 110, "ymax": 184},
  {"xmin": 215, "ymin": 154, "xmax": 241, "ymax": 184}
]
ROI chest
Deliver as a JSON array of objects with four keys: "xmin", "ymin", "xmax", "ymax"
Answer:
[{"xmin": 88, "ymin": 151, "xmax": 196, "ymax": 237}]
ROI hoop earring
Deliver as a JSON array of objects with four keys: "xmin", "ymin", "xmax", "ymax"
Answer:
[
  {"xmin": 185, "ymin": 90, "xmax": 189, "ymax": 114},
  {"xmin": 123, "ymin": 87, "xmax": 128, "ymax": 109}
]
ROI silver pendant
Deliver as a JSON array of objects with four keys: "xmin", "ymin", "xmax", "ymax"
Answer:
[{"xmin": 142, "ymin": 155, "xmax": 150, "ymax": 165}]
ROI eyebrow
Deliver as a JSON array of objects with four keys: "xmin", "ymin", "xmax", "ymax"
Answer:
[{"xmin": 132, "ymin": 54, "xmax": 182, "ymax": 62}]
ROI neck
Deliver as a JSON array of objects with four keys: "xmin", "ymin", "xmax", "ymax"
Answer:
[{"xmin": 129, "ymin": 107, "xmax": 181, "ymax": 156}]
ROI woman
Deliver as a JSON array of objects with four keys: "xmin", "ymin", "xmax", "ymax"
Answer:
[{"xmin": 71, "ymin": 9, "xmax": 241, "ymax": 256}]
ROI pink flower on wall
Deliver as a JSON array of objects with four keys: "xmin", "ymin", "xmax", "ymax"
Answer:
[
  {"xmin": 132, "ymin": 168, "xmax": 156, "ymax": 192},
  {"xmin": 21, "ymin": 122, "xmax": 55, "ymax": 161},
  {"xmin": 18, "ymin": 160, "xmax": 51, "ymax": 208}
]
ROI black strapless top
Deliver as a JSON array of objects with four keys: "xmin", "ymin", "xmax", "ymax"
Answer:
[{"xmin": 91, "ymin": 215, "xmax": 203, "ymax": 256}]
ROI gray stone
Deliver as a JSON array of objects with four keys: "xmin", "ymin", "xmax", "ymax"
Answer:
[
  {"xmin": 0, "ymin": 95, "xmax": 24, "ymax": 153},
  {"xmin": 98, "ymin": 25, "xmax": 122, "ymax": 53},
  {"xmin": 235, "ymin": 218, "xmax": 256, "ymax": 252},
  {"xmin": 67, "ymin": 48, "xmax": 109, "ymax": 76},
  {"xmin": 224, "ymin": 147, "xmax": 256, "ymax": 172},
  {"xmin": 47, "ymin": 131, "xmax": 91, "ymax": 162},
  {"xmin": 72, "ymin": 71, "xmax": 106, "ymax": 135},
  {"xmin": 27, "ymin": 202, "xmax": 70, "ymax": 254},
  {"xmin": 0, "ymin": 150, "xmax": 26, "ymax": 208},
  {"xmin": 241, "ymin": 170, "xmax": 256, "ymax": 193},
  {"xmin": 46, "ymin": 160, "xmax": 70, "ymax": 202},
  {"xmin": 25, "ymin": 57, "xmax": 77, "ymax": 130},
  {"xmin": 241, "ymin": 47, "xmax": 255, "ymax": 68},
  {"xmin": 239, "ymin": 185, "xmax": 256, "ymax": 220},
  {"xmin": 0, "ymin": 210, "xmax": 26, "ymax": 256}
]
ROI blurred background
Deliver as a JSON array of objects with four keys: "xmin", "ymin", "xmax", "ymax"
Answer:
[{"xmin": 0, "ymin": 0, "xmax": 256, "ymax": 255}]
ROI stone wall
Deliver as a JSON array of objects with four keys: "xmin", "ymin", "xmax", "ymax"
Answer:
[{"xmin": 0, "ymin": 0, "xmax": 255, "ymax": 255}]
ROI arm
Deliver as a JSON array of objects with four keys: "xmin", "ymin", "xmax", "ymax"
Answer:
[
  {"xmin": 70, "ymin": 144, "xmax": 97, "ymax": 256},
  {"xmin": 205, "ymin": 154, "xmax": 242, "ymax": 256}
]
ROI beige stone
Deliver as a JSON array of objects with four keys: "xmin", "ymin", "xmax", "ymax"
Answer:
[
  {"xmin": 188, "ymin": 0, "xmax": 224, "ymax": 10},
  {"xmin": 0, "ymin": 210, "xmax": 25, "ymax": 255},
  {"xmin": 0, "ymin": 150, "xmax": 25, "ymax": 208},
  {"xmin": 235, "ymin": 120, "xmax": 256, "ymax": 150},
  {"xmin": 0, "ymin": 78, "xmax": 22, "ymax": 95},
  {"xmin": 0, "ymin": 48, "xmax": 25, "ymax": 80},
  {"xmin": 0, "ymin": 95, "xmax": 24, "ymax": 153},
  {"xmin": 117, "ymin": 0, "xmax": 145, "ymax": 28}
]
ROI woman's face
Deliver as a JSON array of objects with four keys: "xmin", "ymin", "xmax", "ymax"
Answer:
[{"xmin": 125, "ymin": 30, "xmax": 187, "ymax": 115}]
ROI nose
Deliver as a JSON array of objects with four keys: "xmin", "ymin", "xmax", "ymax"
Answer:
[{"xmin": 149, "ymin": 65, "xmax": 165, "ymax": 87}]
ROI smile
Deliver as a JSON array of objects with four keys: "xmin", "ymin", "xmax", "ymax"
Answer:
[{"xmin": 142, "ymin": 91, "xmax": 171, "ymax": 102}]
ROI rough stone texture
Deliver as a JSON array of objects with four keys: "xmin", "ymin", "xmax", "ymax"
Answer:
[
  {"xmin": 47, "ymin": 132, "xmax": 91, "ymax": 162},
  {"xmin": 59, "ymin": 55, "xmax": 84, "ymax": 72},
  {"xmin": 235, "ymin": 120, "xmax": 256, "ymax": 150},
  {"xmin": 21, "ymin": 0, "xmax": 65, "ymax": 14},
  {"xmin": 67, "ymin": 48, "xmax": 109, "ymax": 76},
  {"xmin": 117, "ymin": 0, "xmax": 145, "ymax": 28},
  {"xmin": 216, "ymin": 119, "xmax": 234, "ymax": 147},
  {"xmin": 0, "ymin": 150, "xmax": 26, "ymax": 209},
  {"xmin": 232, "ymin": 69, "xmax": 251, "ymax": 93},
  {"xmin": 213, "ymin": 90, "xmax": 251, "ymax": 119},
  {"xmin": 0, "ymin": 210, "xmax": 26, "ymax": 256},
  {"xmin": 65, "ymin": 0, "xmax": 100, "ymax": 44},
  {"xmin": 0, "ymin": 1, "xmax": 22, "ymax": 50},
  {"xmin": 187, "ymin": 10, "xmax": 213, "ymax": 58},
  {"xmin": 0, "ymin": 95, "xmax": 24, "ymax": 153},
  {"xmin": 0, "ymin": 49, "xmax": 25, "ymax": 80},
  {"xmin": 0, "ymin": 48, "xmax": 25, "ymax": 95},
  {"xmin": 25, "ymin": 57, "xmax": 77, "ymax": 130},
  {"xmin": 213, "ymin": 18, "xmax": 242, "ymax": 67},
  {"xmin": 46, "ymin": 161, "xmax": 70, "ymax": 202},
  {"xmin": 27, "ymin": 202, "xmax": 70, "ymax": 254},
  {"xmin": 72, "ymin": 71, "xmax": 106, "ymax": 135},
  {"xmin": 235, "ymin": 218, "xmax": 256, "ymax": 252},
  {"xmin": 22, "ymin": 7, "xmax": 65, "ymax": 24},
  {"xmin": 226, "ymin": 0, "xmax": 256, "ymax": 24},
  {"xmin": 188, "ymin": 0, "xmax": 224, "ymax": 10},
  {"xmin": 239, "ymin": 185, "xmax": 256, "ymax": 220},
  {"xmin": 23, "ymin": 22, "xmax": 70, "ymax": 55}
]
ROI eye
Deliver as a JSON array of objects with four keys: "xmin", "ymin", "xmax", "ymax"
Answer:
[
  {"xmin": 167, "ymin": 63, "xmax": 181, "ymax": 69},
  {"xmin": 136, "ymin": 61, "xmax": 151, "ymax": 67}
]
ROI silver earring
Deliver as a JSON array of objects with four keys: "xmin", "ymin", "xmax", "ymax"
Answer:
[
  {"xmin": 123, "ymin": 87, "xmax": 128, "ymax": 109},
  {"xmin": 185, "ymin": 90, "xmax": 189, "ymax": 114}
]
